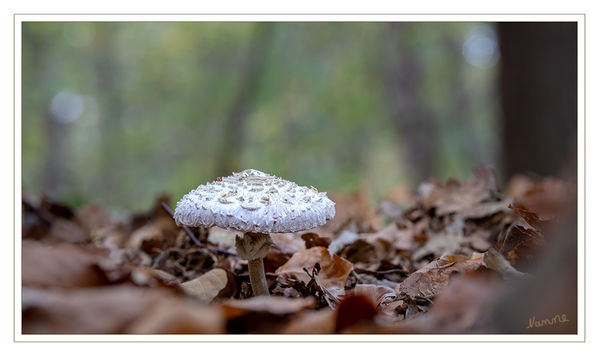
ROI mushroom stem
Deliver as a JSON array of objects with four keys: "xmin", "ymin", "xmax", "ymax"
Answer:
[
  {"xmin": 247, "ymin": 258, "xmax": 269, "ymax": 296},
  {"xmin": 235, "ymin": 232, "xmax": 272, "ymax": 296}
]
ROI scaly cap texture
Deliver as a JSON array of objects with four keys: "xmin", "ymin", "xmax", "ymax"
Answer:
[{"xmin": 174, "ymin": 169, "xmax": 335, "ymax": 233}]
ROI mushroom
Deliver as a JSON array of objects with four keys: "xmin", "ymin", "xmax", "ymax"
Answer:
[{"xmin": 173, "ymin": 169, "xmax": 335, "ymax": 296}]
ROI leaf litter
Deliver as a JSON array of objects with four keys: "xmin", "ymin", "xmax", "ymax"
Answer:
[{"xmin": 21, "ymin": 167, "xmax": 576, "ymax": 334}]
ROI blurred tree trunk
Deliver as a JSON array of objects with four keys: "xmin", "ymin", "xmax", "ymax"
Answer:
[
  {"xmin": 381, "ymin": 23, "xmax": 439, "ymax": 183},
  {"xmin": 498, "ymin": 22, "xmax": 577, "ymax": 179},
  {"xmin": 215, "ymin": 23, "xmax": 275, "ymax": 176},
  {"xmin": 25, "ymin": 27, "xmax": 67, "ymax": 198},
  {"xmin": 92, "ymin": 23, "xmax": 124, "ymax": 203},
  {"xmin": 42, "ymin": 112, "xmax": 67, "ymax": 198}
]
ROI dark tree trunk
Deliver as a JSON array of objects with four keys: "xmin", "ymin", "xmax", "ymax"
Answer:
[
  {"xmin": 381, "ymin": 23, "xmax": 439, "ymax": 183},
  {"xmin": 25, "ymin": 27, "xmax": 68, "ymax": 198},
  {"xmin": 215, "ymin": 23, "xmax": 275, "ymax": 176},
  {"xmin": 42, "ymin": 111, "xmax": 67, "ymax": 197},
  {"xmin": 92, "ymin": 23, "xmax": 124, "ymax": 203},
  {"xmin": 498, "ymin": 22, "xmax": 577, "ymax": 180}
]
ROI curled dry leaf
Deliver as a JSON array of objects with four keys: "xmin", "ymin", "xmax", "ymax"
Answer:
[
  {"xmin": 22, "ymin": 240, "xmax": 109, "ymax": 288},
  {"xmin": 396, "ymin": 253, "xmax": 486, "ymax": 299},
  {"xmin": 275, "ymin": 247, "xmax": 353, "ymax": 289},
  {"xmin": 181, "ymin": 268, "xmax": 235, "ymax": 302},
  {"xmin": 127, "ymin": 224, "xmax": 165, "ymax": 252},
  {"xmin": 484, "ymin": 248, "xmax": 529, "ymax": 280},
  {"xmin": 327, "ymin": 220, "xmax": 359, "ymax": 256},
  {"xmin": 351, "ymin": 284, "xmax": 398, "ymax": 311}
]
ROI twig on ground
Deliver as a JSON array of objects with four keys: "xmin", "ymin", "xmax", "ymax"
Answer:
[{"xmin": 160, "ymin": 202, "xmax": 237, "ymax": 257}]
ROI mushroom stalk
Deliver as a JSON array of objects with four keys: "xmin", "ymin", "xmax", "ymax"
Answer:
[
  {"xmin": 235, "ymin": 232, "xmax": 272, "ymax": 296},
  {"xmin": 247, "ymin": 258, "xmax": 269, "ymax": 296}
]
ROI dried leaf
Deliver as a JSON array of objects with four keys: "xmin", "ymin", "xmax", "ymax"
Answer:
[
  {"xmin": 126, "ymin": 300, "xmax": 225, "ymax": 333},
  {"xmin": 74, "ymin": 204, "xmax": 113, "ymax": 233},
  {"xmin": 22, "ymin": 240, "xmax": 108, "ymax": 288},
  {"xmin": 282, "ymin": 309, "xmax": 336, "ymax": 334},
  {"xmin": 422, "ymin": 166, "xmax": 501, "ymax": 217},
  {"xmin": 222, "ymin": 296, "xmax": 315, "ymax": 318},
  {"xmin": 351, "ymin": 284, "xmax": 398, "ymax": 310},
  {"xmin": 412, "ymin": 218, "xmax": 467, "ymax": 261},
  {"xmin": 301, "ymin": 232, "xmax": 332, "ymax": 249},
  {"xmin": 46, "ymin": 218, "xmax": 89, "ymax": 243},
  {"xmin": 276, "ymin": 247, "xmax": 353, "ymax": 289},
  {"xmin": 484, "ymin": 248, "xmax": 529, "ymax": 280},
  {"xmin": 396, "ymin": 253, "xmax": 486, "ymax": 299},
  {"xmin": 23, "ymin": 286, "xmax": 175, "ymax": 333},
  {"xmin": 181, "ymin": 268, "xmax": 231, "ymax": 302},
  {"xmin": 335, "ymin": 294, "xmax": 378, "ymax": 332},
  {"xmin": 328, "ymin": 225, "xmax": 359, "ymax": 256}
]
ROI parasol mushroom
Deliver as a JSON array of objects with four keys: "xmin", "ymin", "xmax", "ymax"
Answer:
[{"xmin": 173, "ymin": 169, "xmax": 335, "ymax": 296}]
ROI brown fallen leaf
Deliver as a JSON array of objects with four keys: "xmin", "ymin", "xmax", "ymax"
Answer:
[
  {"xmin": 484, "ymin": 248, "xmax": 529, "ymax": 280},
  {"xmin": 395, "ymin": 273, "xmax": 499, "ymax": 333},
  {"xmin": 324, "ymin": 190, "xmax": 380, "ymax": 234},
  {"xmin": 351, "ymin": 284, "xmax": 398, "ymax": 311},
  {"xmin": 22, "ymin": 285, "xmax": 176, "ymax": 333},
  {"xmin": 275, "ymin": 247, "xmax": 353, "ymax": 290},
  {"xmin": 221, "ymin": 296, "xmax": 315, "ymax": 319},
  {"xmin": 181, "ymin": 268, "xmax": 235, "ymax": 302},
  {"xmin": 46, "ymin": 218, "xmax": 89, "ymax": 243},
  {"xmin": 221, "ymin": 296, "xmax": 316, "ymax": 334},
  {"xmin": 327, "ymin": 220, "xmax": 359, "ymax": 256},
  {"xmin": 335, "ymin": 294, "xmax": 378, "ymax": 332},
  {"xmin": 422, "ymin": 166, "xmax": 502, "ymax": 217},
  {"xmin": 126, "ymin": 299, "xmax": 225, "ymax": 334},
  {"xmin": 301, "ymin": 232, "xmax": 332, "ymax": 249},
  {"xmin": 271, "ymin": 232, "xmax": 306, "ymax": 254},
  {"xmin": 345, "ymin": 224, "xmax": 414, "ymax": 263},
  {"xmin": 282, "ymin": 309, "xmax": 336, "ymax": 334},
  {"xmin": 98, "ymin": 261, "xmax": 180, "ymax": 287},
  {"xmin": 396, "ymin": 253, "xmax": 486, "ymax": 299},
  {"xmin": 74, "ymin": 204, "xmax": 113, "ymax": 233},
  {"xmin": 22, "ymin": 240, "xmax": 109, "ymax": 288},
  {"xmin": 126, "ymin": 224, "xmax": 165, "ymax": 253},
  {"xmin": 412, "ymin": 218, "xmax": 468, "ymax": 261}
]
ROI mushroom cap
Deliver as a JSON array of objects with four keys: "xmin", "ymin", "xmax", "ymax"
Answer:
[{"xmin": 173, "ymin": 169, "xmax": 336, "ymax": 233}]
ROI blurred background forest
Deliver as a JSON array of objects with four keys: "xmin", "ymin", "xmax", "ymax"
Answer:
[{"xmin": 21, "ymin": 22, "xmax": 577, "ymax": 212}]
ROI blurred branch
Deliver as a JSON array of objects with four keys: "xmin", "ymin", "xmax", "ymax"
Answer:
[{"xmin": 215, "ymin": 23, "xmax": 276, "ymax": 176}]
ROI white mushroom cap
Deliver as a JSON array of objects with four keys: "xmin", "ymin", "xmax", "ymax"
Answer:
[{"xmin": 173, "ymin": 169, "xmax": 336, "ymax": 233}]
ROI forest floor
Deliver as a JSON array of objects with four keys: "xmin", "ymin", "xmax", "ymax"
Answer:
[{"xmin": 21, "ymin": 166, "xmax": 577, "ymax": 334}]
